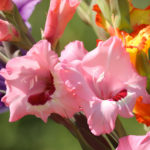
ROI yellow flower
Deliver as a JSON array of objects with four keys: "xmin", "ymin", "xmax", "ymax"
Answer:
[{"xmin": 126, "ymin": 25, "xmax": 150, "ymax": 65}]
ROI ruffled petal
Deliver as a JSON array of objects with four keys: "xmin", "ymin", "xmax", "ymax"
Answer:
[
  {"xmin": 82, "ymin": 37, "xmax": 134, "ymax": 81},
  {"xmin": 27, "ymin": 40, "xmax": 58, "ymax": 70},
  {"xmin": 117, "ymin": 132, "xmax": 150, "ymax": 150},
  {"xmin": 83, "ymin": 99, "xmax": 118, "ymax": 135},
  {"xmin": 57, "ymin": 63, "xmax": 96, "ymax": 102},
  {"xmin": 60, "ymin": 40, "xmax": 87, "ymax": 63},
  {"xmin": 117, "ymin": 92, "xmax": 136, "ymax": 118}
]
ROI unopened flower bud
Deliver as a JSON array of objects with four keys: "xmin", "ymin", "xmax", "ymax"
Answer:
[
  {"xmin": 43, "ymin": 0, "xmax": 80, "ymax": 48},
  {"xmin": 0, "ymin": 0, "xmax": 13, "ymax": 11},
  {"xmin": 0, "ymin": 19, "xmax": 19, "ymax": 42}
]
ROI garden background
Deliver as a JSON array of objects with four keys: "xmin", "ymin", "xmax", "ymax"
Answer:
[{"xmin": 0, "ymin": 0, "xmax": 150, "ymax": 149}]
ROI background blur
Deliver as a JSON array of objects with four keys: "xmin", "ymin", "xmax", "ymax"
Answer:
[{"xmin": 0, "ymin": 0, "xmax": 150, "ymax": 150}]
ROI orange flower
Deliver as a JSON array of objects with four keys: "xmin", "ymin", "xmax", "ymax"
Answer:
[
  {"xmin": 133, "ymin": 97, "xmax": 150, "ymax": 126},
  {"xmin": 93, "ymin": 2, "xmax": 150, "ymax": 37},
  {"xmin": 93, "ymin": 2, "xmax": 150, "ymax": 65}
]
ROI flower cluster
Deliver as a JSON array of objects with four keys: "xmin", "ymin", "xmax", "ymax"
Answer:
[{"xmin": 0, "ymin": 0, "xmax": 150, "ymax": 150}]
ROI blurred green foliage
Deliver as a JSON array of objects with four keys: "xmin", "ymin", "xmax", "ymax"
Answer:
[{"xmin": 0, "ymin": 0, "xmax": 150, "ymax": 150}]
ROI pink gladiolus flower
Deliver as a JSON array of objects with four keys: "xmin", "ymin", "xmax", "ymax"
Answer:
[
  {"xmin": 0, "ymin": 0, "xmax": 13, "ymax": 11},
  {"xmin": 116, "ymin": 132, "xmax": 150, "ymax": 150},
  {"xmin": 0, "ymin": 40, "xmax": 80, "ymax": 122},
  {"xmin": 0, "ymin": 19, "xmax": 19, "ymax": 41},
  {"xmin": 59, "ymin": 36, "xmax": 149, "ymax": 135},
  {"xmin": 43, "ymin": 0, "xmax": 80, "ymax": 45}
]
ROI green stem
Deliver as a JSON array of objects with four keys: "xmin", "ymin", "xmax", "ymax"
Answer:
[
  {"xmin": 74, "ymin": 113, "xmax": 113, "ymax": 150},
  {"xmin": 0, "ymin": 52, "xmax": 9, "ymax": 63},
  {"xmin": 0, "ymin": 90, "xmax": 6, "ymax": 94},
  {"xmin": 103, "ymin": 135, "xmax": 116, "ymax": 150},
  {"xmin": 3, "ymin": 5, "xmax": 35, "ymax": 50},
  {"xmin": 115, "ymin": 117, "xmax": 127, "ymax": 138},
  {"xmin": 63, "ymin": 119, "xmax": 94, "ymax": 150},
  {"xmin": 50, "ymin": 114, "xmax": 113, "ymax": 150}
]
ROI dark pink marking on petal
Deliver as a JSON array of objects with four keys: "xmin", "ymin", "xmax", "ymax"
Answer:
[
  {"xmin": 112, "ymin": 89, "xmax": 127, "ymax": 101},
  {"xmin": 28, "ymin": 74, "xmax": 55, "ymax": 105}
]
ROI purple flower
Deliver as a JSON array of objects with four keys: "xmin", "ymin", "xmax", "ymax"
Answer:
[
  {"xmin": 12, "ymin": 0, "xmax": 41, "ymax": 28},
  {"xmin": 0, "ymin": 62, "xmax": 8, "ymax": 113},
  {"xmin": 0, "ymin": 63, "xmax": 6, "ymax": 91}
]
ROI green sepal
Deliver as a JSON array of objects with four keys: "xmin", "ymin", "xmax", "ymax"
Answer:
[
  {"xmin": 146, "ymin": 77, "xmax": 150, "ymax": 94},
  {"xmin": 148, "ymin": 48, "xmax": 150, "ymax": 61},
  {"xmin": 77, "ymin": 1, "xmax": 91, "ymax": 25},
  {"xmin": 96, "ymin": 0, "xmax": 132, "ymax": 33},
  {"xmin": 135, "ymin": 50, "xmax": 150, "ymax": 77},
  {"xmin": 77, "ymin": 0, "xmax": 110, "ymax": 40},
  {"xmin": 110, "ymin": 0, "xmax": 132, "ymax": 33},
  {"xmin": 97, "ymin": 0, "xmax": 112, "ymax": 24},
  {"xmin": 135, "ymin": 50, "xmax": 150, "ymax": 94}
]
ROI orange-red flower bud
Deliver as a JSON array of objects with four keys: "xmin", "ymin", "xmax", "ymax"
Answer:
[{"xmin": 0, "ymin": 0, "xmax": 13, "ymax": 11}]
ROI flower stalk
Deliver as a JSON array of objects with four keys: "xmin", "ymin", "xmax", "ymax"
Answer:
[{"xmin": 3, "ymin": 5, "xmax": 35, "ymax": 49}]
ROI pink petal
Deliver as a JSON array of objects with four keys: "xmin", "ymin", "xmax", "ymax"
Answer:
[
  {"xmin": 58, "ymin": 63, "xmax": 96, "ymax": 102},
  {"xmin": 49, "ymin": 92, "xmax": 80, "ymax": 118},
  {"xmin": 117, "ymin": 92, "xmax": 136, "ymax": 118},
  {"xmin": 60, "ymin": 40, "xmax": 87, "ymax": 63},
  {"xmin": 27, "ymin": 40, "xmax": 58, "ymax": 70},
  {"xmin": 82, "ymin": 37, "xmax": 135, "ymax": 82},
  {"xmin": 50, "ymin": 64, "xmax": 81, "ymax": 117},
  {"xmin": 117, "ymin": 132, "xmax": 150, "ymax": 150},
  {"xmin": 83, "ymin": 99, "xmax": 118, "ymax": 135},
  {"xmin": 9, "ymin": 97, "xmax": 27, "ymax": 122}
]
